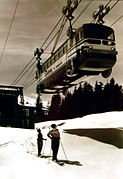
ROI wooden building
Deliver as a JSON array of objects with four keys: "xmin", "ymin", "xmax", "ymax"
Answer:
[{"xmin": 0, "ymin": 85, "xmax": 35, "ymax": 129}]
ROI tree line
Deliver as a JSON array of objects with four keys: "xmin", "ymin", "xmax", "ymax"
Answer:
[{"xmin": 47, "ymin": 78, "xmax": 123, "ymax": 121}]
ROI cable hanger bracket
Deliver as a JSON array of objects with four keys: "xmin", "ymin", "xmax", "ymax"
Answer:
[
  {"xmin": 62, "ymin": 0, "xmax": 78, "ymax": 37},
  {"xmin": 34, "ymin": 48, "xmax": 44, "ymax": 61},
  {"xmin": 92, "ymin": 4, "xmax": 110, "ymax": 24}
]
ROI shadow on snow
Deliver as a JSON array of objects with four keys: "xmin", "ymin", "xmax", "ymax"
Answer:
[
  {"xmin": 64, "ymin": 128, "xmax": 123, "ymax": 149},
  {"xmin": 58, "ymin": 159, "xmax": 82, "ymax": 166}
]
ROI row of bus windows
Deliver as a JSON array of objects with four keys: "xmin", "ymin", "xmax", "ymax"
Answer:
[
  {"xmin": 41, "ymin": 43, "xmax": 67, "ymax": 72},
  {"xmin": 69, "ymin": 27, "xmax": 115, "ymax": 47},
  {"xmin": 38, "ymin": 28, "xmax": 83, "ymax": 74}
]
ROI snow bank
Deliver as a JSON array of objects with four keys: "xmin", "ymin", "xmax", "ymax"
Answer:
[{"xmin": 35, "ymin": 111, "xmax": 123, "ymax": 129}]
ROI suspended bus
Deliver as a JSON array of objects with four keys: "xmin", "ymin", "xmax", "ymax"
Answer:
[{"xmin": 36, "ymin": 23, "xmax": 117, "ymax": 93}]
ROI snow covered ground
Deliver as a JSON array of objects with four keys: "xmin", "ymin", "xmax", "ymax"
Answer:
[{"xmin": 0, "ymin": 111, "xmax": 123, "ymax": 179}]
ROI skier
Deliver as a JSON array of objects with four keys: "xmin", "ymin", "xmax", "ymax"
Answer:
[
  {"xmin": 47, "ymin": 124, "xmax": 60, "ymax": 161},
  {"xmin": 37, "ymin": 128, "xmax": 46, "ymax": 157}
]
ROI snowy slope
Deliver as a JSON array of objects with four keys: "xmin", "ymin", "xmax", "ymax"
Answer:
[{"xmin": 0, "ymin": 111, "xmax": 123, "ymax": 179}]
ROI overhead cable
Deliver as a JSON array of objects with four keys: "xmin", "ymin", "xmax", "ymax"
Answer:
[
  {"xmin": 22, "ymin": 66, "xmax": 36, "ymax": 87},
  {"xmin": 111, "ymin": 15, "xmax": 123, "ymax": 27},
  {"xmin": 0, "ymin": 0, "xmax": 19, "ymax": 64},
  {"xmin": 11, "ymin": 57, "xmax": 35, "ymax": 85},
  {"xmin": 51, "ymin": 16, "xmax": 67, "ymax": 53},
  {"xmin": 40, "ymin": 15, "xmax": 64, "ymax": 50},
  {"xmin": 73, "ymin": 0, "xmax": 94, "ymax": 25},
  {"xmin": 23, "ymin": 78, "xmax": 37, "ymax": 91},
  {"xmin": 110, "ymin": 0, "xmax": 120, "ymax": 11},
  {"xmin": 11, "ymin": 15, "xmax": 65, "ymax": 86}
]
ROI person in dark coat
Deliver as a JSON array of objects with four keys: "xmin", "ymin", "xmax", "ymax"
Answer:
[
  {"xmin": 37, "ymin": 128, "xmax": 46, "ymax": 157},
  {"xmin": 47, "ymin": 124, "xmax": 60, "ymax": 161}
]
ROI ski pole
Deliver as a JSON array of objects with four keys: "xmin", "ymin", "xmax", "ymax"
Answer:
[
  {"xmin": 42, "ymin": 139, "xmax": 47, "ymax": 154},
  {"xmin": 60, "ymin": 140, "xmax": 68, "ymax": 160},
  {"xmin": 48, "ymin": 149, "xmax": 52, "ymax": 163}
]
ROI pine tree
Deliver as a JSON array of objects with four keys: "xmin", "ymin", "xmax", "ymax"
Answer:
[
  {"xmin": 72, "ymin": 84, "xmax": 84, "ymax": 117},
  {"xmin": 47, "ymin": 78, "xmax": 123, "ymax": 121},
  {"xmin": 59, "ymin": 92, "xmax": 73, "ymax": 119},
  {"xmin": 103, "ymin": 78, "xmax": 123, "ymax": 111},
  {"xmin": 94, "ymin": 81, "xmax": 105, "ymax": 112},
  {"xmin": 36, "ymin": 94, "xmax": 45, "ymax": 122},
  {"xmin": 82, "ymin": 82, "xmax": 95, "ymax": 115},
  {"xmin": 48, "ymin": 92, "xmax": 61, "ymax": 120}
]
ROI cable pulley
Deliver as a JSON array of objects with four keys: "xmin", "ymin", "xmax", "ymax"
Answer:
[
  {"xmin": 92, "ymin": 4, "xmax": 110, "ymax": 24},
  {"xmin": 34, "ymin": 48, "xmax": 44, "ymax": 61},
  {"xmin": 62, "ymin": 0, "xmax": 78, "ymax": 37},
  {"xmin": 62, "ymin": 0, "xmax": 78, "ymax": 20}
]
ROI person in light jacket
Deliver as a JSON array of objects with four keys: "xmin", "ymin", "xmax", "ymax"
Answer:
[{"xmin": 47, "ymin": 124, "xmax": 60, "ymax": 161}]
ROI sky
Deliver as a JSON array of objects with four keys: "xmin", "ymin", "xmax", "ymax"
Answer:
[
  {"xmin": 0, "ymin": 111, "xmax": 123, "ymax": 179},
  {"xmin": 0, "ymin": 0, "xmax": 123, "ymax": 103}
]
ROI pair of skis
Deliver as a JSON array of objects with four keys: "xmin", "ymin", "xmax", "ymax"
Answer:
[
  {"xmin": 38, "ymin": 154, "xmax": 65, "ymax": 166},
  {"xmin": 52, "ymin": 160, "xmax": 64, "ymax": 166}
]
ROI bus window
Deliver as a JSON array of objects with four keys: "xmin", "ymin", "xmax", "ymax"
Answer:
[
  {"xmin": 45, "ymin": 63, "xmax": 47, "ymax": 71},
  {"xmin": 75, "ymin": 33, "xmax": 79, "ymax": 43},
  {"xmin": 54, "ymin": 55, "xmax": 56, "ymax": 62},
  {"xmin": 70, "ymin": 38, "xmax": 74, "ymax": 47},
  {"xmin": 65, "ymin": 44, "xmax": 67, "ymax": 52},
  {"xmin": 84, "ymin": 39, "xmax": 101, "ymax": 44},
  {"xmin": 107, "ymin": 32, "xmax": 114, "ymax": 40},
  {"xmin": 103, "ymin": 40, "xmax": 115, "ymax": 46},
  {"xmin": 47, "ymin": 61, "xmax": 50, "ymax": 68},
  {"xmin": 55, "ymin": 53, "xmax": 58, "ymax": 61},
  {"xmin": 80, "ymin": 28, "xmax": 83, "ymax": 39},
  {"xmin": 60, "ymin": 49, "xmax": 63, "ymax": 57},
  {"xmin": 53, "ymin": 56, "xmax": 55, "ymax": 63},
  {"xmin": 83, "ymin": 24, "xmax": 115, "ymax": 41},
  {"xmin": 63, "ymin": 46, "xmax": 66, "ymax": 54},
  {"xmin": 42, "ymin": 65, "xmax": 44, "ymax": 72},
  {"xmin": 58, "ymin": 51, "xmax": 60, "ymax": 58}
]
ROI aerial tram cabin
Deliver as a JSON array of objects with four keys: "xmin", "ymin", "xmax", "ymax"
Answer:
[
  {"xmin": 36, "ymin": 23, "xmax": 117, "ymax": 93},
  {"xmin": 35, "ymin": 2, "xmax": 118, "ymax": 94}
]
